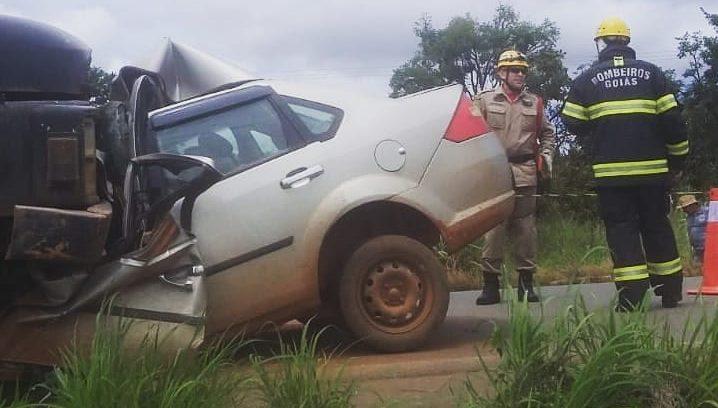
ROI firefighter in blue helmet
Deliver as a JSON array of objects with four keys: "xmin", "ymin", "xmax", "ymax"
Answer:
[{"xmin": 561, "ymin": 17, "xmax": 689, "ymax": 311}]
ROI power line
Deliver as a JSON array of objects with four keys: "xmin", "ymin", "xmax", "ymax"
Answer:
[
  {"xmin": 261, "ymin": 50, "xmax": 690, "ymax": 77},
  {"xmin": 256, "ymin": 49, "xmax": 698, "ymax": 81}
]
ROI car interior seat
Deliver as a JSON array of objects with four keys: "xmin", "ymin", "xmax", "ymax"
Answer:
[{"xmin": 193, "ymin": 132, "xmax": 239, "ymax": 173}]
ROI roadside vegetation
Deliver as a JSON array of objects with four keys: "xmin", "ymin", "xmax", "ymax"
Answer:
[
  {"xmin": 250, "ymin": 323, "xmax": 356, "ymax": 408},
  {"xmin": 1, "ymin": 314, "xmax": 247, "ymax": 407},
  {"xmin": 0, "ymin": 314, "xmax": 355, "ymax": 408},
  {"xmin": 443, "ymin": 201, "xmax": 699, "ymax": 291},
  {"xmin": 458, "ymin": 294, "xmax": 718, "ymax": 407},
  {"xmin": 6, "ymin": 293, "xmax": 718, "ymax": 408}
]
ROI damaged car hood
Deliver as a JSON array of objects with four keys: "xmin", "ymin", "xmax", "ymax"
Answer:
[{"xmin": 142, "ymin": 39, "xmax": 258, "ymax": 101}]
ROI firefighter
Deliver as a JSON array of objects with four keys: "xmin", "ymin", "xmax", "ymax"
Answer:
[
  {"xmin": 561, "ymin": 17, "xmax": 688, "ymax": 310},
  {"xmin": 472, "ymin": 50, "xmax": 556, "ymax": 305}
]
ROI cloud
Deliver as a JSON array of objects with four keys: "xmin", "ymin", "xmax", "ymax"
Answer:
[
  {"xmin": 42, "ymin": 7, "xmax": 119, "ymax": 68},
  {"xmin": 0, "ymin": 4, "xmax": 25, "ymax": 17},
  {"xmin": 0, "ymin": 0, "xmax": 713, "ymax": 88}
]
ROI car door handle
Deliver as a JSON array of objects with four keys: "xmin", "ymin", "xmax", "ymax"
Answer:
[
  {"xmin": 280, "ymin": 165, "xmax": 324, "ymax": 189},
  {"xmin": 159, "ymin": 274, "xmax": 194, "ymax": 291},
  {"xmin": 158, "ymin": 264, "xmax": 195, "ymax": 292}
]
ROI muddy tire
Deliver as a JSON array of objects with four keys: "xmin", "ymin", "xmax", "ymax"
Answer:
[{"xmin": 338, "ymin": 235, "xmax": 449, "ymax": 352}]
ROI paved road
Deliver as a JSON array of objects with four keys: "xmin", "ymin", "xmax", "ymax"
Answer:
[
  {"xmin": 312, "ymin": 276, "xmax": 718, "ymax": 406},
  {"xmin": 336, "ymin": 277, "xmax": 714, "ymax": 371}
]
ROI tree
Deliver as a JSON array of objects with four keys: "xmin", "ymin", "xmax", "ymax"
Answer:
[
  {"xmin": 88, "ymin": 66, "xmax": 115, "ymax": 100},
  {"xmin": 389, "ymin": 54, "xmax": 449, "ymax": 98},
  {"xmin": 389, "ymin": 5, "xmax": 569, "ymax": 101},
  {"xmin": 677, "ymin": 8, "xmax": 718, "ymax": 190}
]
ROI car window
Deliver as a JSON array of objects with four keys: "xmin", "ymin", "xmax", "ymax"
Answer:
[
  {"xmin": 287, "ymin": 102, "xmax": 336, "ymax": 134},
  {"xmin": 154, "ymin": 98, "xmax": 290, "ymax": 174},
  {"xmin": 249, "ymin": 130, "xmax": 280, "ymax": 155},
  {"xmin": 281, "ymin": 96, "xmax": 343, "ymax": 141}
]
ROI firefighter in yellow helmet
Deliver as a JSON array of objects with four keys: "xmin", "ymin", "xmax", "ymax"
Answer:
[
  {"xmin": 497, "ymin": 50, "xmax": 529, "ymax": 69},
  {"xmin": 561, "ymin": 17, "xmax": 688, "ymax": 311},
  {"xmin": 472, "ymin": 50, "xmax": 556, "ymax": 305},
  {"xmin": 593, "ymin": 16, "xmax": 631, "ymax": 52}
]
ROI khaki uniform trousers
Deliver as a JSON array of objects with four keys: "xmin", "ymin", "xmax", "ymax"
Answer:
[{"xmin": 481, "ymin": 185, "xmax": 537, "ymax": 275}]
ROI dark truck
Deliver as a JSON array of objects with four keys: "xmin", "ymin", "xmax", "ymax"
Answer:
[
  {"xmin": 0, "ymin": 16, "xmax": 214, "ymax": 365},
  {"xmin": 1, "ymin": 16, "xmax": 155, "ymax": 282},
  {"xmin": 0, "ymin": 15, "xmax": 113, "ymax": 300}
]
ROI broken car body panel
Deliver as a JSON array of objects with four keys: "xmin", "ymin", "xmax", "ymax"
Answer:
[{"xmin": 143, "ymin": 39, "xmax": 257, "ymax": 102}]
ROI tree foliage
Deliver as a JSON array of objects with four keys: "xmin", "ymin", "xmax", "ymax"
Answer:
[
  {"xmin": 389, "ymin": 54, "xmax": 449, "ymax": 97},
  {"xmin": 678, "ymin": 8, "xmax": 718, "ymax": 190},
  {"xmin": 389, "ymin": 5, "xmax": 717, "ymax": 200},
  {"xmin": 88, "ymin": 66, "xmax": 115, "ymax": 100},
  {"xmin": 389, "ymin": 5, "xmax": 569, "ymax": 101}
]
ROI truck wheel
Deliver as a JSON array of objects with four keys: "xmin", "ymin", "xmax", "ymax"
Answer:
[{"xmin": 339, "ymin": 235, "xmax": 449, "ymax": 352}]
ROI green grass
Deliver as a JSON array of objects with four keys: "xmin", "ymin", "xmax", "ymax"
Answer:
[
  {"xmin": 47, "ymin": 313, "xmax": 247, "ymax": 408},
  {"xmin": 0, "ymin": 386, "xmax": 34, "ymax": 408},
  {"xmin": 0, "ymin": 399, "xmax": 34, "ymax": 408},
  {"xmin": 2, "ymin": 314, "xmax": 359, "ymax": 408},
  {"xmin": 458, "ymin": 294, "xmax": 718, "ymax": 407},
  {"xmin": 534, "ymin": 211, "xmax": 609, "ymax": 284},
  {"xmin": 443, "ymin": 207, "xmax": 699, "ymax": 290},
  {"xmin": 249, "ymin": 322, "xmax": 356, "ymax": 408}
]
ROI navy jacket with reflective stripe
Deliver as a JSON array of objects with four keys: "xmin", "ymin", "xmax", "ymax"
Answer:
[{"xmin": 561, "ymin": 45, "xmax": 688, "ymax": 186}]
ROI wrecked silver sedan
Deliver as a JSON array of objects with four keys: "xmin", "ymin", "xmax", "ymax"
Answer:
[{"xmin": 0, "ymin": 15, "xmax": 514, "ymax": 366}]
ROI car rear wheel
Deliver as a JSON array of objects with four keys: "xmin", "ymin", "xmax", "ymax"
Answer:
[{"xmin": 338, "ymin": 235, "xmax": 449, "ymax": 352}]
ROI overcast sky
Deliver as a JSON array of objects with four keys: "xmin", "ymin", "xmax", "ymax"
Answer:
[{"xmin": 1, "ymin": 0, "xmax": 714, "ymax": 96}]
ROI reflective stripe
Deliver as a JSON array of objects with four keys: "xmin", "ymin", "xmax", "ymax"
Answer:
[
  {"xmin": 587, "ymin": 99, "xmax": 657, "ymax": 119},
  {"xmin": 666, "ymin": 140, "xmax": 689, "ymax": 156},
  {"xmin": 656, "ymin": 94, "xmax": 678, "ymax": 114},
  {"xmin": 583, "ymin": 94, "xmax": 679, "ymax": 119},
  {"xmin": 562, "ymin": 101, "xmax": 589, "ymax": 121},
  {"xmin": 593, "ymin": 159, "xmax": 667, "ymax": 169},
  {"xmin": 614, "ymin": 264, "xmax": 649, "ymax": 282},
  {"xmin": 593, "ymin": 159, "xmax": 668, "ymax": 178},
  {"xmin": 648, "ymin": 258, "xmax": 682, "ymax": 275}
]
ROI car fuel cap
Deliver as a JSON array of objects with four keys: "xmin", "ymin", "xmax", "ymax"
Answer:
[{"xmin": 374, "ymin": 140, "xmax": 406, "ymax": 172}]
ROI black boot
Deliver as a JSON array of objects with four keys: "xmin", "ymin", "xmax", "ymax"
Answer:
[
  {"xmin": 476, "ymin": 272, "xmax": 500, "ymax": 305},
  {"xmin": 650, "ymin": 274, "xmax": 665, "ymax": 296},
  {"xmin": 517, "ymin": 271, "xmax": 539, "ymax": 302},
  {"xmin": 615, "ymin": 279, "xmax": 650, "ymax": 312},
  {"xmin": 661, "ymin": 273, "xmax": 683, "ymax": 308},
  {"xmin": 650, "ymin": 273, "xmax": 683, "ymax": 308}
]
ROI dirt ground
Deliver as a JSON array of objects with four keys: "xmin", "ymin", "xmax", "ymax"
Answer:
[
  {"xmin": 353, "ymin": 370, "xmax": 493, "ymax": 407},
  {"xmin": 447, "ymin": 262, "xmax": 703, "ymax": 291}
]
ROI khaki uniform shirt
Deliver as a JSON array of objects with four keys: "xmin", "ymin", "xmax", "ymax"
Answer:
[{"xmin": 472, "ymin": 87, "xmax": 556, "ymax": 187}]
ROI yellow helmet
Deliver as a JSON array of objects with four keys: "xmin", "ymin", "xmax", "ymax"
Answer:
[
  {"xmin": 496, "ymin": 50, "xmax": 529, "ymax": 69},
  {"xmin": 594, "ymin": 17, "xmax": 631, "ymax": 41}
]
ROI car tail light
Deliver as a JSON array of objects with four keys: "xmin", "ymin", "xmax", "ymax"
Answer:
[{"xmin": 443, "ymin": 93, "xmax": 490, "ymax": 143}]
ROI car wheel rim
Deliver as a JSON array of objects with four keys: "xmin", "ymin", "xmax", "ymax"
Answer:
[{"xmin": 361, "ymin": 259, "xmax": 432, "ymax": 333}]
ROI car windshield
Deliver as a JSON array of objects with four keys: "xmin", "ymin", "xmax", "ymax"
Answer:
[{"xmin": 153, "ymin": 98, "xmax": 290, "ymax": 174}]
